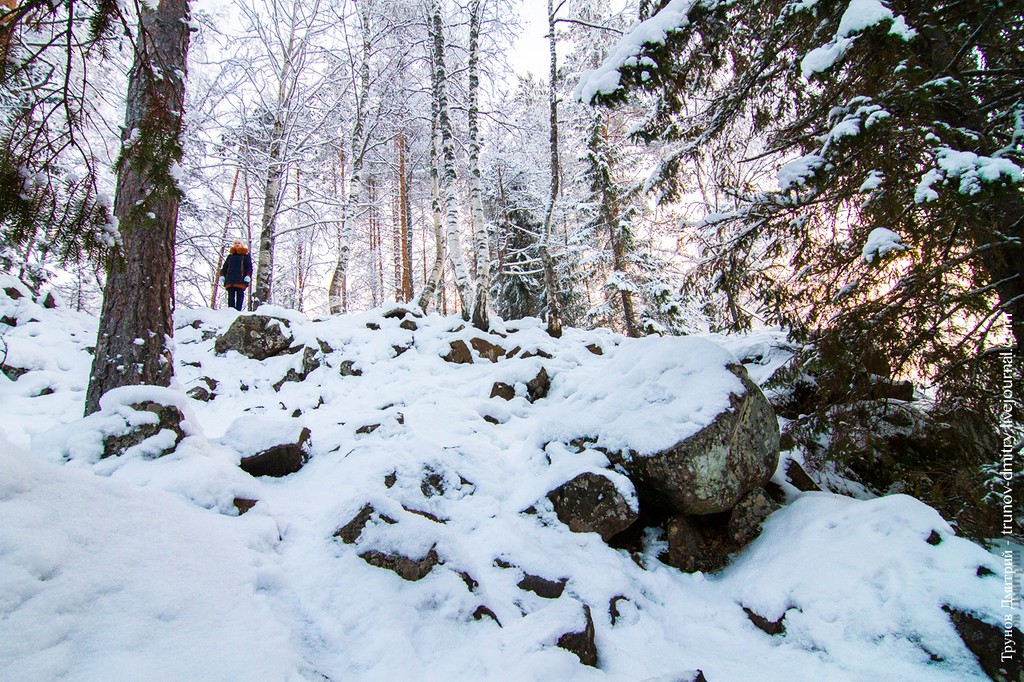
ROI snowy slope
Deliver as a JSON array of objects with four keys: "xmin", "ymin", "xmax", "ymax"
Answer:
[{"xmin": 0, "ymin": 283, "xmax": 1006, "ymax": 681}]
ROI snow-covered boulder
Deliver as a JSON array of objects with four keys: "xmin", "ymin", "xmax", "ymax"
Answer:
[
  {"xmin": 214, "ymin": 313, "xmax": 295, "ymax": 360},
  {"xmin": 617, "ymin": 365, "xmax": 779, "ymax": 516},
  {"xmin": 219, "ymin": 416, "xmax": 311, "ymax": 477},
  {"xmin": 546, "ymin": 472, "xmax": 639, "ymax": 541}
]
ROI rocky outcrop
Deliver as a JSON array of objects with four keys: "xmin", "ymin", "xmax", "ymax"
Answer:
[
  {"xmin": 102, "ymin": 401, "xmax": 187, "ymax": 459},
  {"xmin": 238, "ymin": 427, "xmax": 311, "ymax": 477},
  {"xmin": 547, "ymin": 472, "xmax": 638, "ymax": 541},
  {"xmin": 273, "ymin": 347, "xmax": 322, "ymax": 391},
  {"xmin": 214, "ymin": 314, "xmax": 295, "ymax": 360},
  {"xmin": 946, "ymin": 606, "xmax": 1023, "ymax": 682},
  {"xmin": 617, "ymin": 365, "xmax": 779, "ymax": 516}
]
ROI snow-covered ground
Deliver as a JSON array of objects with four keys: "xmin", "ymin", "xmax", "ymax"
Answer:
[{"xmin": 0, "ymin": 275, "xmax": 1006, "ymax": 681}]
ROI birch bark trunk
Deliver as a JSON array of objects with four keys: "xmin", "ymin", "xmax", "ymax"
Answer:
[{"xmin": 468, "ymin": 0, "xmax": 490, "ymax": 330}]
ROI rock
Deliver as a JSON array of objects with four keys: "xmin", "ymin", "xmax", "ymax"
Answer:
[
  {"xmin": 402, "ymin": 505, "xmax": 447, "ymax": 523},
  {"xmin": 360, "ymin": 547, "xmax": 439, "ymax": 581},
  {"xmin": 743, "ymin": 606, "xmax": 786, "ymax": 635},
  {"xmin": 239, "ymin": 427, "xmax": 311, "ymax": 477},
  {"xmin": 366, "ymin": 322, "xmax": 381, "ymax": 330},
  {"xmin": 490, "ymin": 382, "xmax": 515, "ymax": 401},
  {"xmin": 727, "ymin": 487, "xmax": 778, "ymax": 545},
  {"xmin": 382, "ymin": 306, "xmax": 420, "ymax": 320},
  {"xmin": 1, "ymin": 364, "xmax": 27, "ymax": 381},
  {"xmin": 420, "ymin": 468, "xmax": 446, "ymax": 497},
  {"xmin": 40, "ymin": 291, "xmax": 57, "ymax": 309},
  {"xmin": 926, "ymin": 530, "xmax": 943, "ymax": 546},
  {"xmin": 1, "ymin": 315, "xmax": 16, "ymax": 327},
  {"xmin": 233, "ymin": 498, "xmax": 258, "ymax": 515},
  {"xmin": 334, "ymin": 504, "xmax": 391, "ymax": 544},
  {"xmin": 102, "ymin": 401, "xmax": 187, "ymax": 459},
  {"xmin": 785, "ymin": 459, "xmax": 820, "ymax": 492},
  {"xmin": 187, "ymin": 386, "xmax": 213, "ymax": 402},
  {"xmin": 356, "ymin": 423, "xmax": 380, "ymax": 435},
  {"xmin": 483, "ymin": 415, "xmax": 500, "ymax": 424},
  {"xmin": 470, "ymin": 337, "xmax": 506, "ymax": 362},
  {"xmin": 517, "ymin": 573, "xmax": 567, "ymax": 599},
  {"xmin": 472, "ymin": 605, "xmax": 501, "ymax": 625},
  {"xmin": 546, "ymin": 472, "xmax": 638, "ymax": 542},
  {"xmin": 272, "ymin": 347, "xmax": 321, "ymax": 391},
  {"xmin": 945, "ymin": 606, "xmax": 1023, "ymax": 682},
  {"xmin": 400, "ymin": 319, "xmax": 418, "ymax": 331},
  {"xmin": 526, "ymin": 367, "xmax": 550, "ymax": 402},
  {"xmin": 3, "ymin": 286, "xmax": 23, "ymax": 300},
  {"xmin": 443, "ymin": 340, "xmax": 473, "ymax": 364},
  {"xmin": 556, "ymin": 604, "xmax": 597, "ymax": 667},
  {"xmin": 215, "ymin": 314, "xmax": 294, "ymax": 360},
  {"xmin": 338, "ymin": 360, "xmax": 362, "ymax": 377},
  {"xmin": 618, "ymin": 364, "xmax": 780, "ymax": 515},
  {"xmin": 665, "ymin": 515, "xmax": 705, "ymax": 573},
  {"xmin": 585, "ymin": 343, "xmax": 604, "ymax": 355},
  {"xmin": 609, "ymin": 596, "xmax": 629, "ymax": 625}
]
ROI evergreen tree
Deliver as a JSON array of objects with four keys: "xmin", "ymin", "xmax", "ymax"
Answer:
[{"xmin": 579, "ymin": 0, "xmax": 1023, "ymax": 531}]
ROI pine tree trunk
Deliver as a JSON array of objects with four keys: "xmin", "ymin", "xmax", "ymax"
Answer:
[
  {"xmin": 468, "ymin": 0, "xmax": 490, "ymax": 330},
  {"xmin": 540, "ymin": 0, "xmax": 562, "ymax": 338},
  {"xmin": 85, "ymin": 0, "xmax": 191, "ymax": 415}
]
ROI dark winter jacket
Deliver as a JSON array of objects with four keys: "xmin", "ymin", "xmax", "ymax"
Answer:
[{"xmin": 221, "ymin": 245, "xmax": 253, "ymax": 289}]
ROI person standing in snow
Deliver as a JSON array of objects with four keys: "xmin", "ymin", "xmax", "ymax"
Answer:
[{"xmin": 220, "ymin": 241, "xmax": 253, "ymax": 311}]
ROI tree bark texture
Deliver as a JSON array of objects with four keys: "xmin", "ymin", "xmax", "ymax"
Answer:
[
  {"xmin": 541, "ymin": 0, "xmax": 562, "ymax": 338},
  {"xmin": 85, "ymin": 0, "xmax": 191, "ymax": 415},
  {"xmin": 468, "ymin": 0, "xmax": 490, "ymax": 330},
  {"xmin": 430, "ymin": 0, "xmax": 473, "ymax": 319}
]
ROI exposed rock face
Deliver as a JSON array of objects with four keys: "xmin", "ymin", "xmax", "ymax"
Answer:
[
  {"xmin": 526, "ymin": 367, "xmax": 550, "ymax": 402},
  {"xmin": 946, "ymin": 606, "xmax": 1023, "ymax": 682},
  {"xmin": 360, "ymin": 547, "xmax": 439, "ymax": 581},
  {"xmin": 214, "ymin": 314, "xmax": 294, "ymax": 360},
  {"xmin": 470, "ymin": 338, "xmax": 506, "ymax": 362},
  {"xmin": 490, "ymin": 382, "xmax": 515, "ymax": 400},
  {"xmin": 727, "ymin": 487, "xmax": 778, "ymax": 545},
  {"xmin": 239, "ymin": 427, "xmax": 311, "ymax": 477},
  {"xmin": 102, "ymin": 401, "xmax": 187, "ymax": 459},
  {"xmin": 273, "ymin": 347, "xmax": 321, "ymax": 391},
  {"xmin": 547, "ymin": 472, "xmax": 638, "ymax": 541},
  {"xmin": 556, "ymin": 604, "xmax": 597, "ymax": 667},
  {"xmin": 665, "ymin": 515, "xmax": 705, "ymax": 573},
  {"xmin": 619, "ymin": 365, "xmax": 780, "ymax": 515},
  {"xmin": 443, "ymin": 340, "xmax": 473, "ymax": 364}
]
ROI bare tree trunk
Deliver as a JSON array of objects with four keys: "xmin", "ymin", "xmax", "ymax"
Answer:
[
  {"xmin": 540, "ymin": 0, "xmax": 562, "ymax": 337},
  {"xmin": 398, "ymin": 131, "xmax": 413, "ymax": 302},
  {"xmin": 416, "ymin": 122, "xmax": 446, "ymax": 312},
  {"xmin": 430, "ymin": 0, "xmax": 472, "ymax": 318},
  {"xmin": 468, "ymin": 0, "xmax": 490, "ymax": 330},
  {"xmin": 252, "ymin": 107, "xmax": 286, "ymax": 308},
  {"xmin": 327, "ymin": 2, "xmax": 371, "ymax": 314},
  {"xmin": 85, "ymin": 0, "xmax": 191, "ymax": 415}
]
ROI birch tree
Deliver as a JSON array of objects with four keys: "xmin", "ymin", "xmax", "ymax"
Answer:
[{"xmin": 467, "ymin": 0, "xmax": 490, "ymax": 329}]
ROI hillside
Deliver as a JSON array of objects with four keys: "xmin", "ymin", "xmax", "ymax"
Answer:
[{"xmin": 0, "ymin": 276, "xmax": 1007, "ymax": 681}]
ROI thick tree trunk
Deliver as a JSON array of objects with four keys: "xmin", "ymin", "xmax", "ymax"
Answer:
[
  {"xmin": 85, "ymin": 0, "xmax": 191, "ymax": 415},
  {"xmin": 468, "ymin": 0, "xmax": 490, "ymax": 330},
  {"xmin": 541, "ymin": 0, "xmax": 562, "ymax": 337}
]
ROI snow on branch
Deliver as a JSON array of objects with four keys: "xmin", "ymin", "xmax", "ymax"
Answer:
[{"xmin": 573, "ymin": 0, "xmax": 703, "ymax": 104}]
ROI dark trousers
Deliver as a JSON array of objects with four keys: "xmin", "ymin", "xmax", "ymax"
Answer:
[{"xmin": 227, "ymin": 287, "xmax": 245, "ymax": 311}]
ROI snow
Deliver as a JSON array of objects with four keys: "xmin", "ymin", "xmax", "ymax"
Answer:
[
  {"xmin": 915, "ymin": 148, "xmax": 1023, "ymax": 202},
  {"xmin": 801, "ymin": 0, "xmax": 915, "ymax": 78},
  {"xmin": 574, "ymin": 0, "xmax": 701, "ymax": 103},
  {"xmin": 862, "ymin": 227, "xmax": 908, "ymax": 263},
  {"xmin": 777, "ymin": 153, "xmax": 824, "ymax": 191},
  {"xmin": 0, "ymin": 286, "xmax": 1006, "ymax": 680}
]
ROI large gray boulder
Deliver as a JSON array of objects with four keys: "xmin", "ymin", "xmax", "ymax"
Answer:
[
  {"xmin": 619, "ymin": 365, "xmax": 780, "ymax": 515},
  {"xmin": 214, "ymin": 314, "xmax": 294, "ymax": 360}
]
